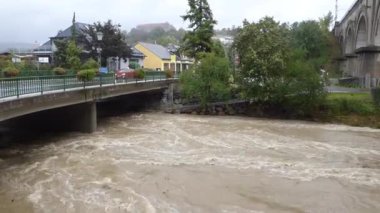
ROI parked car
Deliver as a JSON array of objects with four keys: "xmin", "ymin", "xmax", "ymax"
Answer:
[{"xmin": 115, "ymin": 68, "xmax": 135, "ymax": 79}]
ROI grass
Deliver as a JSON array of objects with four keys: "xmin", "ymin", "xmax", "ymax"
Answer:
[{"xmin": 319, "ymin": 93, "xmax": 380, "ymax": 128}]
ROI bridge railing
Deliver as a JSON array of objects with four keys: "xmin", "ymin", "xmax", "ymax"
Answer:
[{"xmin": 0, "ymin": 72, "xmax": 178, "ymax": 99}]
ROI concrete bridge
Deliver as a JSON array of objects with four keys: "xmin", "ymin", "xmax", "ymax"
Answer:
[
  {"xmin": 334, "ymin": 0, "xmax": 380, "ymax": 88},
  {"xmin": 0, "ymin": 76, "xmax": 177, "ymax": 133}
]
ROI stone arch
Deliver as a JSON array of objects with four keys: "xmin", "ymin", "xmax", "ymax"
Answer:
[
  {"xmin": 345, "ymin": 27, "xmax": 354, "ymax": 54},
  {"xmin": 374, "ymin": 4, "xmax": 380, "ymax": 46},
  {"xmin": 374, "ymin": 17, "xmax": 380, "ymax": 45},
  {"xmin": 356, "ymin": 15, "xmax": 368, "ymax": 49}
]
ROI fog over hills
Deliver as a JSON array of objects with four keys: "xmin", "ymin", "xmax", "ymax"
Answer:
[{"xmin": 0, "ymin": 42, "xmax": 38, "ymax": 52}]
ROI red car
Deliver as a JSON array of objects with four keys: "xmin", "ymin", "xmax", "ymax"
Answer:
[{"xmin": 115, "ymin": 68, "xmax": 135, "ymax": 79}]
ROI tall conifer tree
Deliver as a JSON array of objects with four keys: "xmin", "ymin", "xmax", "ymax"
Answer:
[{"xmin": 181, "ymin": 0, "xmax": 217, "ymax": 59}]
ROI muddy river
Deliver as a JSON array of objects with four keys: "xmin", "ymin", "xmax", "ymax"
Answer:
[{"xmin": 0, "ymin": 112, "xmax": 379, "ymax": 212}]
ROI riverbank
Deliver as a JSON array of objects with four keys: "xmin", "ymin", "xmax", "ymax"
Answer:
[
  {"xmin": 316, "ymin": 93, "xmax": 380, "ymax": 129},
  {"xmin": 172, "ymin": 93, "xmax": 380, "ymax": 129}
]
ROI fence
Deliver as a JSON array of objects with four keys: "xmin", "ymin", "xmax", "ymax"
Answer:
[{"xmin": 0, "ymin": 72, "xmax": 177, "ymax": 99}]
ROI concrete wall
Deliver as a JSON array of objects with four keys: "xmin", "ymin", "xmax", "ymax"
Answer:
[{"xmin": 334, "ymin": 0, "xmax": 380, "ymax": 87}]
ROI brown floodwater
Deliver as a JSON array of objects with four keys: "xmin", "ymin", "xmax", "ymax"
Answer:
[{"xmin": 0, "ymin": 112, "xmax": 379, "ymax": 212}]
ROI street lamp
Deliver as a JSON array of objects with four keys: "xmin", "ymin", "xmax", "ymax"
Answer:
[
  {"xmin": 96, "ymin": 32, "xmax": 103, "ymax": 41},
  {"xmin": 95, "ymin": 31, "xmax": 103, "ymax": 66}
]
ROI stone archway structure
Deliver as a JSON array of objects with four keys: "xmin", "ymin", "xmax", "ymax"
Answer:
[
  {"xmin": 356, "ymin": 15, "xmax": 368, "ymax": 49},
  {"xmin": 334, "ymin": 0, "xmax": 380, "ymax": 88}
]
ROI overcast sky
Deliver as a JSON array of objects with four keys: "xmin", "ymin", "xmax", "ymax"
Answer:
[{"xmin": 0, "ymin": 0, "xmax": 354, "ymax": 44}]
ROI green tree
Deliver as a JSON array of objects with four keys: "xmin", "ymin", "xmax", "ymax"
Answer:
[
  {"xmin": 275, "ymin": 49, "xmax": 326, "ymax": 116},
  {"xmin": 180, "ymin": 53, "xmax": 231, "ymax": 107},
  {"xmin": 53, "ymin": 13, "xmax": 82, "ymax": 70},
  {"xmin": 290, "ymin": 12, "xmax": 339, "ymax": 68},
  {"xmin": 181, "ymin": 0, "xmax": 217, "ymax": 59},
  {"xmin": 82, "ymin": 20, "xmax": 132, "ymax": 66},
  {"xmin": 66, "ymin": 40, "xmax": 81, "ymax": 70},
  {"xmin": 290, "ymin": 21, "xmax": 327, "ymax": 61},
  {"xmin": 211, "ymin": 40, "xmax": 226, "ymax": 58},
  {"xmin": 319, "ymin": 11, "xmax": 334, "ymax": 32},
  {"xmin": 53, "ymin": 39, "xmax": 69, "ymax": 67},
  {"xmin": 234, "ymin": 17, "xmax": 325, "ymax": 116},
  {"xmin": 53, "ymin": 39, "xmax": 81, "ymax": 70},
  {"xmin": 234, "ymin": 17, "xmax": 290, "ymax": 102}
]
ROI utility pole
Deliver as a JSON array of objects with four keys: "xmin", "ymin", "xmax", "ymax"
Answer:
[{"xmin": 335, "ymin": 0, "xmax": 339, "ymax": 23}]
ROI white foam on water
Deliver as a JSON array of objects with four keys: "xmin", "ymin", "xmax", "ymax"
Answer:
[{"xmin": 1, "ymin": 112, "xmax": 380, "ymax": 212}]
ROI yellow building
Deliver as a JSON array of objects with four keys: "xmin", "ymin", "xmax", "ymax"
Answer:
[{"xmin": 135, "ymin": 42, "xmax": 193, "ymax": 72}]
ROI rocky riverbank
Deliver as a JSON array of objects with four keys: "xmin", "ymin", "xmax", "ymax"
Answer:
[{"xmin": 163, "ymin": 98, "xmax": 249, "ymax": 116}]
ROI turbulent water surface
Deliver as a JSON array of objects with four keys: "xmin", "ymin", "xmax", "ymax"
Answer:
[{"xmin": 0, "ymin": 112, "xmax": 380, "ymax": 213}]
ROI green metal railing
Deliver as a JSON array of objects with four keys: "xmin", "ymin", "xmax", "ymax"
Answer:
[{"xmin": 0, "ymin": 72, "xmax": 178, "ymax": 99}]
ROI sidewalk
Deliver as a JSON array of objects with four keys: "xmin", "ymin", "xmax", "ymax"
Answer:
[{"xmin": 326, "ymin": 86, "xmax": 370, "ymax": 94}]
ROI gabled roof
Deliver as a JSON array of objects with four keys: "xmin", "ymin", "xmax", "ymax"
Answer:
[
  {"xmin": 131, "ymin": 47, "xmax": 144, "ymax": 58},
  {"xmin": 34, "ymin": 40, "xmax": 52, "ymax": 51},
  {"xmin": 53, "ymin": 22, "xmax": 89, "ymax": 39},
  {"xmin": 138, "ymin": 42, "xmax": 171, "ymax": 60}
]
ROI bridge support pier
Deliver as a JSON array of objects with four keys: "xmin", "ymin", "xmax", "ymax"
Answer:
[{"xmin": 75, "ymin": 102, "xmax": 97, "ymax": 133}]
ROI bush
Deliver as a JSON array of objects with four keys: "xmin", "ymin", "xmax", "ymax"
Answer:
[
  {"xmin": 129, "ymin": 62, "xmax": 140, "ymax": 69},
  {"xmin": 165, "ymin": 70, "xmax": 174, "ymax": 78},
  {"xmin": 135, "ymin": 69, "xmax": 146, "ymax": 79},
  {"xmin": 274, "ymin": 57, "xmax": 326, "ymax": 117},
  {"xmin": 180, "ymin": 53, "xmax": 231, "ymax": 107},
  {"xmin": 371, "ymin": 88, "xmax": 380, "ymax": 106},
  {"xmin": 53, "ymin": 67, "xmax": 66, "ymax": 75},
  {"xmin": 2, "ymin": 67, "xmax": 20, "ymax": 77},
  {"xmin": 81, "ymin": 58, "xmax": 99, "ymax": 70},
  {"xmin": 325, "ymin": 93, "xmax": 377, "ymax": 116},
  {"xmin": 77, "ymin": 69, "xmax": 97, "ymax": 81},
  {"xmin": 0, "ymin": 56, "xmax": 12, "ymax": 70}
]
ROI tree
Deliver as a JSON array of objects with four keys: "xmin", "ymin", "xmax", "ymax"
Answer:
[
  {"xmin": 274, "ymin": 49, "xmax": 326, "ymax": 116},
  {"xmin": 234, "ymin": 17, "xmax": 290, "ymax": 102},
  {"xmin": 180, "ymin": 53, "xmax": 231, "ymax": 107},
  {"xmin": 53, "ymin": 39, "xmax": 69, "ymax": 67},
  {"xmin": 290, "ymin": 21, "xmax": 327, "ymax": 60},
  {"xmin": 234, "ymin": 17, "xmax": 325, "ymax": 116},
  {"xmin": 181, "ymin": 0, "xmax": 217, "ymax": 59},
  {"xmin": 211, "ymin": 39, "xmax": 226, "ymax": 58},
  {"xmin": 290, "ymin": 12, "xmax": 341, "ymax": 76},
  {"xmin": 319, "ymin": 11, "xmax": 334, "ymax": 32},
  {"xmin": 53, "ymin": 13, "xmax": 81, "ymax": 70},
  {"xmin": 65, "ymin": 40, "xmax": 81, "ymax": 70},
  {"xmin": 82, "ymin": 20, "xmax": 132, "ymax": 66}
]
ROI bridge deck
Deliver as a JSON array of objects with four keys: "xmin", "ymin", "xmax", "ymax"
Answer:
[
  {"xmin": 0, "ymin": 73, "xmax": 176, "ymax": 102},
  {"xmin": 0, "ymin": 74, "xmax": 178, "ymax": 122}
]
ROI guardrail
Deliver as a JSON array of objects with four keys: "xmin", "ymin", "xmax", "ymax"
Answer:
[{"xmin": 0, "ymin": 72, "xmax": 178, "ymax": 99}]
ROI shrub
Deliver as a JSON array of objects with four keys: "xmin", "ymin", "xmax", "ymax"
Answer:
[
  {"xmin": 81, "ymin": 58, "xmax": 99, "ymax": 70},
  {"xmin": 165, "ymin": 70, "xmax": 174, "ymax": 78},
  {"xmin": 77, "ymin": 69, "xmax": 96, "ymax": 81},
  {"xmin": 325, "ymin": 93, "xmax": 377, "ymax": 116},
  {"xmin": 180, "ymin": 53, "xmax": 231, "ymax": 107},
  {"xmin": 53, "ymin": 67, "xmax": 66, "ymax": 75},
  {"xmin": 135, "ymin": 69, "xmax": 145, "ymax": 79},
  {"xmin": 371, "ymin": 88, "xmax": 380, "ymax": 106},
  {"xmin": 0, "ymin": 56, "xmax": 12, "ymax": 70},
  {"xmin": 129, "ymin": 62, "xmax": 140, "ymax": 69},
  {"xmin": 2, "ymin": 67, "xmax": 20, "ymax": 77}
]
